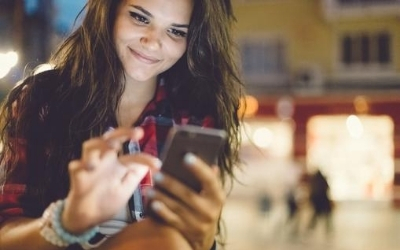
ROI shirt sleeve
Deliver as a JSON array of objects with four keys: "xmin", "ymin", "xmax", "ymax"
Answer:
[
  {"xmin": 0, "ymin": 80, "xmax": 33, "ymax": 224},
  {"xmin": 0, "ymin": 183, "xmax": 26, "ymax": 224},
  {"xmin": 0, "ymin": 138, "xmax": 28, "ymax": 224}
]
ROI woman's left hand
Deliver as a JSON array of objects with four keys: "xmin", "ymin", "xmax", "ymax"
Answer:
[{"xmin": 147, "ymin": 153, "xmax": 225, "ymax": 250}]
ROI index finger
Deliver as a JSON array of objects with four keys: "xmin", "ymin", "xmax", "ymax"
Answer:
[{"xmin": 102, "ymin": 127, "xmax": 144, "ymax": 147}]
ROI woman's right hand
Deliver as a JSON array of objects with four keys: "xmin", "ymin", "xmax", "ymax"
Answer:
[{"xmin": 61, "ymin": 127, "xmax": 161, "ymax": 234}]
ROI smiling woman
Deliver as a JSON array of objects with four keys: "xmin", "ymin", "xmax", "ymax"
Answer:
[
  {"xmin": 113, "ymin": 0, "xmax": 192, "ymax": 86},
  {"xmin": 0, "ymin": 0, "xmax": 245, "ymax": 249}
]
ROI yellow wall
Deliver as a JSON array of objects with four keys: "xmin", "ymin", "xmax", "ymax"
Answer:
[{"xmin": 233, "ymin": 0, "xmax": 400, "ymax": 76}]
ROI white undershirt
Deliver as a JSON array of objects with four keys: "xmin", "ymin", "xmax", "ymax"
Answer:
[{"xmin": 98, "ymin": 205, "xmax": 131, "ymax": 236}]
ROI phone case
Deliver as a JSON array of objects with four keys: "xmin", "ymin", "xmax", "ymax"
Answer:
[{"xmin": 159, "ymin": 125, "xmax": 227, "ymax": 192}]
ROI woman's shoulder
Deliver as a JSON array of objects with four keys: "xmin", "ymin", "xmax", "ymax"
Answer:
[
  {"xmin": 14, "ymin": 68, "xmax": 66, "ymax": 98},
  {"xmin": 22, "ymin": 68, "xmax": 62, "ymax": 86},
  {"xmin": 6, "ymin": 68, "xmax": 65, "ymax": 106}
]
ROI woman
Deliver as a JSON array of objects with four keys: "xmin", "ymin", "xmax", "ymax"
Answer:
[{"xmin": 0, "ymin": 0, "xmax": 244, "ymax": 249}]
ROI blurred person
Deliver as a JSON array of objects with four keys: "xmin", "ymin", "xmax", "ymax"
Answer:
[
  {"xmin": 259, "ymin": 192, "xmax": 272, "ymax": 214},
  {"xmin": 0, "ymin": 0, "xmax": 244, "ymax": 249},
  {"xmin": 254, "ymin": 159, "xmax": 302, "ymax": 240},
  {"xmin": 286, "ymin": 190, "xmax": 298, "ymax": 221},
  {"xmin": 257, "ymin": 192, "xmax": 272, "ymax": 217},
  {"xmin": 284, "ymin": 162, "xmax": 305, "ymax": 237},
  {"xmin": 307, "ymin": 169, "xmax": 333, "ymax": 234}
]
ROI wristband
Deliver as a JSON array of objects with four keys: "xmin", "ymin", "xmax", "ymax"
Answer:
[{"xmin": 40, "ymin": 200, "xmax": 99, "ymax": 247}]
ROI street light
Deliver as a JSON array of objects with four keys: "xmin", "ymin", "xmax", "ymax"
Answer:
[{"xmin": 0, "ymin": 51, "xmax": 18, "ymax": 79}]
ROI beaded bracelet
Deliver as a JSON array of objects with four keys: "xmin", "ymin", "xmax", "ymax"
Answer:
[{"xmin": 40, "ymin": 199, "xmax": 99, "ymax": 247}]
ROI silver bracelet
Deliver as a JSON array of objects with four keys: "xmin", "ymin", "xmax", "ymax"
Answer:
[{"xmin": 40, "ymin": 199, "xmax": 99, "ymax": 247}]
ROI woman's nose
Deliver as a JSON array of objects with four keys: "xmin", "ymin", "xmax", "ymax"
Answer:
[{"xmin": 140, "ymin": 28, "xmax": 162, "ymax": 51}]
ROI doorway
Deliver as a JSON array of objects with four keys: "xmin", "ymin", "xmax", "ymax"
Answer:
[{"xmin": 306, "ymin": 115, "xmax": 394, "ymax": 201}]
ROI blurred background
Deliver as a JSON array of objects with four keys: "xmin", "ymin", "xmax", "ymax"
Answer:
[{"xmin": 1, "ymin": 0, "xmax": 400, "ymax": 249}]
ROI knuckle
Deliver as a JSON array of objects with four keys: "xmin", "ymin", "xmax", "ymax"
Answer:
[
  {"xmin": 82, "ymin": 138, "xmax": 101, "ymax": 150},
  {"xmin": 169, "ymin": 202, "xmax": 184, "ymax": 214},
  {"xmin": 68, "ymin": 160, "xmax": 80, "ymax": 173},
  {"xmin": 194, "ymin": 223, "xmax": 208, "ymax": 236},
  {"xmin": 204, "ymin": 211, "xmax": 216, "ymax": 223},
  {"xmin": 182, "ymin": 187, "xmax": 195, "ymax": 199},
  {"xmin": 82, "ymin": 140, "xmax": 91, "ymax": 150},
  {"xmin": 160, "ymin": 208, "xmax": 181, "ymax": 227}
]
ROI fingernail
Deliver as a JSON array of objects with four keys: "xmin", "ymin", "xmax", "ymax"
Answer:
[
  {"xmin": 153, "ymin": 172, "xmax": 164, "ymax": 183},
  {"xmin": 102, "ymin": 127, "xmax": 115, "ymax": 137},
  {"xmin": 183, "ymin": 153, "xmax": 196, "ymax": 166},
  {"xmin": 154, "ymin": 159, "xmax": 162, "ymax": 169},
  {"xmin": 151, "ymin": 201, "xmax": 163, "ymax": 211}
]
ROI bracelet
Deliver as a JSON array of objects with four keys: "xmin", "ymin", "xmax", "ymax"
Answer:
[{"xmin": 40, "ymin": 200, "xmax": 99, "ymax": 247}]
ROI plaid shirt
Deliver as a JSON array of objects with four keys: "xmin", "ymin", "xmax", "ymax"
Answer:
[{"xmin": 0, "ymin": 78, "xmax": 214, "ymax": 224}]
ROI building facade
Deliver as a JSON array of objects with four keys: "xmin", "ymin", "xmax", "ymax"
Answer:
[{"xmin": 233, "ymin": 0, "xmax": 400, "ymax": 205}]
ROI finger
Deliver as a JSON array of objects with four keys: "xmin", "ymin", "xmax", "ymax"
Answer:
[
  {"xmin": 68, "ymin": 160, "xmax": 98, "ymax": 192},
  {"xmin": 68, "ymin": 159, "xmax": 84, "ymax": 175},
  {"xmin": 81, "ymin": 127, "xmax": 144, "ymax": 162},
  {"xmin": 82, "ymin": 138, "xmax": 114, "ymax": 162},
  {"xmin": 119, "ymin": 153, "xmax": 162, "ymax": 172},
  {"xmin": 82, "ymin": 146, "xmax": 121, "ymax": 176},
  {"xmin": 147, "ymin": 185, "xmax": 200, "ymax": 219},
  {"xmin": 118, "ymin": 154, "xmax": 162, "ymax": 192},
  {"xmin": 182, "ymin": 153, "xmax": 224, "ymax": 199},
  {"xmin": 148, "ymin": 197, "xmax": 206, "ymax": 238},
  {"xmin": 148, "ymin": 200, "xmax": 187, "ymax": 230},
  {"xmin": 102, "ymin": 127, "xmax": 144, "ymax": 147},
  {"xmin": 152, "ymin": 172, "xmax": 221, "ymax": 223},
  {"xmin": 119, "ymin": 164, "xmax": 150, "ymax": 196},
  {"xmin": 152, "ymin": 172, "xmax": 200, "ymax": 210}
]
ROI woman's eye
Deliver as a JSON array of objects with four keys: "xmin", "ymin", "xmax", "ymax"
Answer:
[
  {"xmin": 129, "ymin": 12, "xmax": 149, "ymax": 24},
  {"xmin": 168, "ymin": 28, "xmax": 187, "ymax": 38}
]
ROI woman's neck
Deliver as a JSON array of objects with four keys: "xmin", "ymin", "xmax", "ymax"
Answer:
[{"xmin": 117, "ymin": 77, "xmax": 158, "ymax": 127}]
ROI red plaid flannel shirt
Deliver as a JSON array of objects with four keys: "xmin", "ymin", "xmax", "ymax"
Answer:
[{"xmin": 0, "ymin": 79, "xmax": 214, "ymax": 224}]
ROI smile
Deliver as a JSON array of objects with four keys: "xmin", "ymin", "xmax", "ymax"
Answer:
[{"xmin": 130, "ymin": 49, "xmax": 160, "ymax": 64}]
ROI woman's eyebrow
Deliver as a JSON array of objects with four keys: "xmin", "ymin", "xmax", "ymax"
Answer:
[
  {"xmin": 130, "ymin": 5, "xmax": 189, "ymax": 28},
  {"xmin": 131, "ymin": 5, "xmax": 152, "ymax": 17},
  {"xmin": 171, "ymin": 23, "xmax": 189, "ymax": 28}
]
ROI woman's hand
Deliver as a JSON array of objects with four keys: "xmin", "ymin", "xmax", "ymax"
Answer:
[
  {"xmin": 62, "ymin": 127, "xmax": 161, "ymax": 234},
  {"xmin": 147, "ymin": 153, "xmax": 225, "ymax": 250}
]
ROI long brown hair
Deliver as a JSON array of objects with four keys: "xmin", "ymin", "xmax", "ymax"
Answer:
[{"xmin": 0, "ymin": 0, "xmax": 244, "ymax": 244}]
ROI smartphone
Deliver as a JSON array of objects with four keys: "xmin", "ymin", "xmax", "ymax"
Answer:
[{"xmin": 159, "ymin": 125, "xmax": 227, "ymax": 192}]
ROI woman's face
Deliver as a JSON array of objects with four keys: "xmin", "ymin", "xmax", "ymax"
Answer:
[{"xmin": 113, "ymin": 0, "xmax": 193, "ymax": 84}]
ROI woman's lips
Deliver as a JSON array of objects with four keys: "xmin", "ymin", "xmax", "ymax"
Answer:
[{"xmin": 130, "ymin": 49, "xmax": 160, "ymax": 64}]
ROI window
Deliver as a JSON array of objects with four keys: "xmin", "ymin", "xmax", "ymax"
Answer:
[
  {"xmin": 239, "ymin": 38, "xmax": 288, "ymax": 86},
  {"xmin": 340, "ymin": 31, "xmax": 391, "ymax": 66}
]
